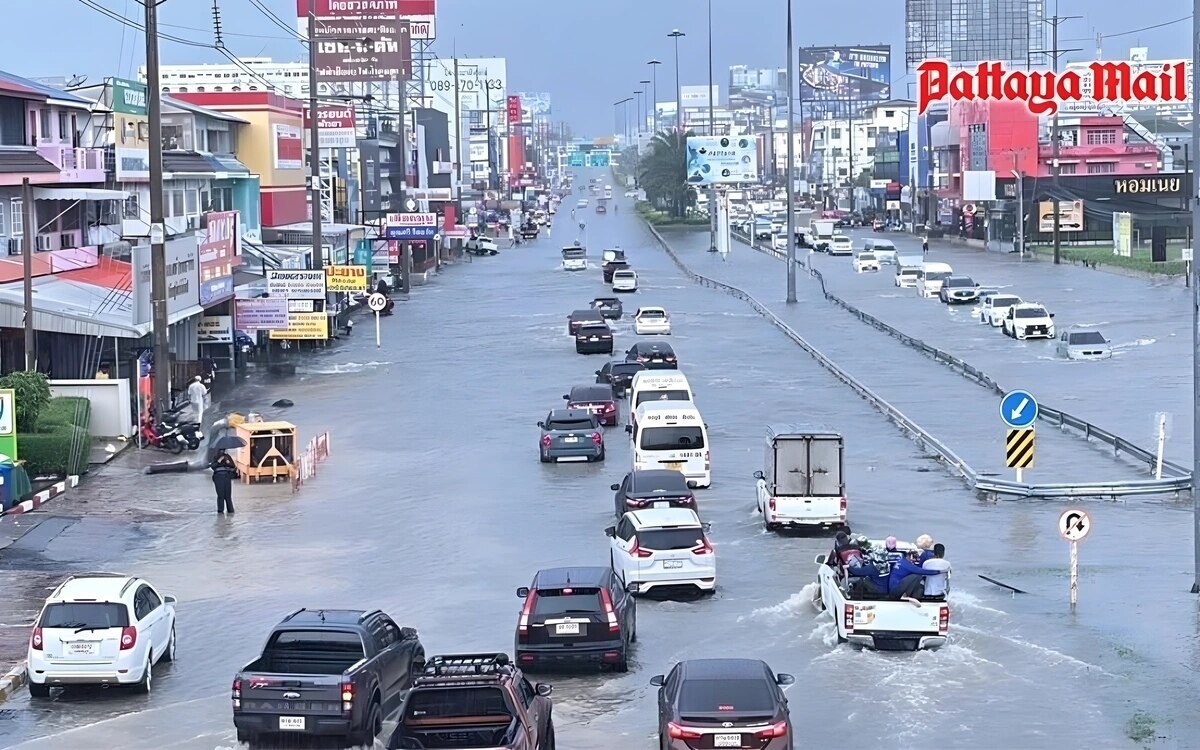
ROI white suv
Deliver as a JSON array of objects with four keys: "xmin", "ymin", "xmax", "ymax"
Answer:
[
  {"xmin": 605, "ymin": 508, "xmax": 716, "ymax": 596},
  {"xmin": 1002, "ymin": 303, "xmax": 1056, "ymax": 340},
  {"xmin": 28, "ymin": 573, "xmax": 177, "ymax": 697}
]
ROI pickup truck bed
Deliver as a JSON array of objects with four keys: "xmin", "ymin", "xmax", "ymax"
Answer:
[{"xmin": 400, "ymin": 716, "xmax": 519, "ymax": 747}]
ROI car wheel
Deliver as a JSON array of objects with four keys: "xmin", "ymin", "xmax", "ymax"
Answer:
[
  {"xmin": 161, "ymin": 627, "xmax": 176, "ymax": 663},
  {"xmin": 630, "ymin": 609, "xmax": 638, "ymax": 643},
  {"xmin": 813, "ymin": 586, "xmax": 825, "ymax": 612},
  {"xmin": 614, "ymin": 646, "xmax": 629, "ymax": 673},
  {"xmin": 135, "ymin": 655, "xmax": 152, "ymax": 694},
  {"xmin": 539, "ymin": 450, "xmax": 550, "ymax": 463},
  {"xmin": 596, "ymin": 448, "xmax": 606, "ymax": 462},
  {"xmin": 28, "ymin": 681, "xmax": 50, "ymax": 698},
  {"xmin": 235, "ymin": 730, "xmax": 256, "ymax": 745},
  {"xmin": 766, "ymin": 520, "xmax": 780, "ymax": 532},
  {"xmin": 352, "ymin": 699, "xmax": 382, "ymax": 747},
  {"xmin": 543, "ymin": 719, "xmax": 556, "ymax": 750}
]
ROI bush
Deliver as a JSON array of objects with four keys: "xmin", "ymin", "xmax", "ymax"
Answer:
[
  {"xmin": 18, "ymin": 396, "xmax": 93, "ymax": 477},
  {"xmin": 38, "ymin": 397, "xmax": 91, "ymax": 430},
  {"xmin": 0, "ymin": 371, "xmax": 51, "ymax": 432}
]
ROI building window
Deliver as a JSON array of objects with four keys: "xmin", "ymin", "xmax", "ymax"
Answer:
[
  {"xmin": 57, "ymin": 111, "xmax": 69, "ymax": 142},
  {"xmin": 10, "ymin": 199, "xmax": 22, "ymax": 236},
  {"xmin": 1087, "ymin": 162, "xmax": 1116, "ymax": 174},
  {"xmin": 866, "ymin": 127, "xmax": 877, "ymax": 137},
  {"xmin": 124, "ymin": 194, "xmax": 140, "ymax": 220},
  {"xmin": 1086, "ymin": 129, "xmax": 1117, "ymax": 145},
  {"xmin": 185, "ymin": 189, "xmax": 199, "ymax": 215},
  {"xmin": 0, "ymin": 201, "xmax": 7, "ymax": 236},
  {"xmin": 168, "ymin": 190, "xmax": 185, "ymax": 217},
  {"xmin": 1059, "ymin": 163, "xmax": 1077, "ymax": 174},
  {"xmin": 38, "ymin": 109, "xmax": 51, "ymax": 143},
  {"xmin": 866, "ymin": 147, "xmax": 876, "ymax": 156},
  {"xmin": 885, "ymin": 110, "xmax": 895, "ymax": 118},
  {"xmin": 831, "ymin": 128, "xmax": 842, "ymax": 140},
  {"xmin": 0, "ymin": 96, "xmax": 25, "ymax": 146},
  {"xmin": 831, "ymin": 148, "xmax": 843, "ymax": 157}
]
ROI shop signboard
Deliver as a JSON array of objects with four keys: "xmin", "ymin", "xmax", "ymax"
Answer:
[
  {"xmin": 507, "ymin": 95, "xmax": 521, "ymax": 124},
  {"xmin": 110, "ymin": 77, "xmax": 150, "ymax": 181},
  {"xmin": 273, "ymin": 124, "xmax": 304, "ymax": 170},
  {"xmin": 304, "ymin": 104, "xmax": 357, "ymax": 149},
  {"xmin": 269, "ymin": 312, "xmax": 330, "ymax": 340},
  {"xmin": 198, "ymin": 211, "xmax": 238, "ymax": 306},
  {"xmin": 326, "ymin": 264, "xmax": 369, "ymax": 292},
  {"xmin": 0, "ymin": 388, "xmax": 16, "ymax": 461},
  {"xmin": 1038, "ymin": 200, "xmax": 1084, "ymax": 233},
  {"xmin": 267, "ymin": 269, "xmax": 327, "ymax": 300},
  {"xmin": 296, "ymin": 0, "xmax": 435, "ymax": 17},
  {"xmin": 234, "ymin": 298, "xmax": 288, "ymax": 330},
  {"xmin": 1113, "ymin": 211, "xmax": 1133, "ymax": 257},
  {"xmin": 198, "ymin": 315, "xmax": 234, "ymax": 344},
  {"xmin": 133, "ymin": 237, "xmax": 200, "ymax": 325},
  {"xmin": 313, "ymin": 18, "xmax": 412, "ymax": 82},
  {"xmin": 684, "ymin": 136, "xmax": 759, "ymax": 184}
]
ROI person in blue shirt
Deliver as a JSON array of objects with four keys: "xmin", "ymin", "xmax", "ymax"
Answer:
[{"xmin": 889, "ymin": 550, "xmax": 939, "ymax": 605}]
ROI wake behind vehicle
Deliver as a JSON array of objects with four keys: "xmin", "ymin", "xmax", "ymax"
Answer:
[
  {"xmin": 538, "ymin": 409, "xmax": 604, "ymax": 463},
  {"xmin": 233, "ymin": 608, "xmax": 424, "ymax": 748},
  {"xmin": 515, "ymin": 568, "xmax": 634, "ymax": 673},
  {"xmin": 651, "ymin": 659, "xmax": 795, "ymax": 750},
  {"xmin": 562, "ymin": 246, "xmax": 588, "ymax": 271},
  {"xmin": 754, "ymin": 426, "xmax": 846, "ymax": 532},
  {"xmin": 814, "ymin": 541, "xmax": 950, "ymax": 651},
  {"xmin": 387, "ymin": 653, "xmax": 555, "ymax": 749}
]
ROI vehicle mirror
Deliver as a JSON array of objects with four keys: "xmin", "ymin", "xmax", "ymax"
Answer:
[
  {"xmin": 1049, "ymin": 312, "xmax": 1056, "ymax": 318},
  {"xmin": 649, "ymin": 675, "xmax": 666, "ymax": 687},
  {"xmin": 163, "ymin": 595, "xmax": 177, "ymax": 604},
  {"xmin": 753, "ymin": 470, "xmax": 765, "ymax": 480},
  {"xmin": 814, "ymin": 554, "xmax": 826, "ymax": 565},
  {"xmin": 536, "ymin": 422, "xmax": 544, "ymax": 428},
  {"xmin": 535, "ymin": 682, "xmax": 554, "ymax": 697},
  {"xmin": 701, "ymin": 522, "xmax": 712, "ymax": 532},
  {"xmin": 625, "ymin": 425, "xmax": 633, "ymax": 434},
  {"xmin": 604, "ymin": 525, "xmax": 617, "ymax": 537},
  {"xmin": 562, "ymin": 394, "xmax": 569, "ymax": 399},
  {"xmin": 594, "ymin": 370, "xmax": 601, "ymax": 376},
  {"xmin": 610, "ymin": 483, "xmax": 621, "ymax": 491},
  {"xmin": 516, "ymin": 587, "xmax": 530, "ymax": 598},
  {"xmin": 776, "ymin": 673, "xmax": 796, "ymax": 686}
]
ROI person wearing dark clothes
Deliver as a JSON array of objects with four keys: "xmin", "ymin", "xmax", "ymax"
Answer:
[
  {"xmin": 209, "ymin": 451, "xmax": 239, "ymax": 514},
  {"xmin": 888, "ymin": 551, "xmax": 939, "ymax": 605},
  {"xmin": 827, "ymin": 531, "xmax": 851, "ymax": 568}
]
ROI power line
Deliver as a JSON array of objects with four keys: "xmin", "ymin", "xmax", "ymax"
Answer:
[
  {"xmin": 77, "ymin": 0, "xmax": 212, "ymax": 48},
  {"xmin": 245, "ymin": 0, "xmax": 308, "ymax": 43},
  {"xmin": 1063, "ymin": 14, "xmax": 1192, "ymax": 43}
]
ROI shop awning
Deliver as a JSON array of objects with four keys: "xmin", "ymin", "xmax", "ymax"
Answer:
[
  {"xmin": 33, "ymin": 187, "xmax": 130, "ymax": 201},
  {"xmin": 0, "ymin": 275, "xmax": 148, "ymax": 338}
]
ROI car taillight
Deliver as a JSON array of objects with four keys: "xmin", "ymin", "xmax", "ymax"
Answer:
[
  {"xmin": 704, "ymin": 450, "xmax": 710, "ymax": 470},
  {"xmin": 768, "ymin": 496, "xmax": 777, "ymax": 512},
  {"xmin": 591, "ymin": 432, "xmax": 603, "ymax": 445},
  {"xmin": 939, "ymin": 605, "xmax": 950, "ymax": 635},
  {"xmin": 754, "ymin": 721, "xmax": 789, "ymax": 739},
  {"xmin": 844, "ymin": 604, "xmax": 855, "ymax": 632},
  {"xmin": 119, "ymin": 626, "xmax": 137, "ymax": 650},
  {"xmin": 599, "ymin": 588, "xmax": 620, "ymax": 633},
  {"xmin": 667, "ymin": 722, "xmax": 703, "ymax": 740},
  {"xmin": 630, "ymin": 537, "xmax": 653, "ymax": 558},
  {"xmin": 603, "ymin": 402, "xmax": 616, "ymax": 412},
  {"xmin": 232, "ymin": 678, "xmax": 242, "ymax": 709},
  {"xmin": 666, "ymin": 356, "xmax": 677, "ymax": 362},
  {"xmin": 518, "ymin": 589, "xmax": 538, "ymax": 639},
  {"xmin": 30, "ymin": 627, "xmax": 42, "ymax": 650},
  {"xmin": 636, "ymin": 356, "xmax": 649, "ymax": 362},
  {"xmin": 627, "ymin": 498, "xmax": 645, "ymax": 508},
  {"xmin": 541, "ymin": 435, "xmax": 551, "ymax": 447},
  {"xmin": 692, "ymin": 536, "xmax": 714, "ymax": 555},
  {"xmin": 341, "ymin": 681, "xmax": 354, "ymax": 713},
  {"xmin": 839, "ymin": 496, "xmax": 847, "ymax": 519}
]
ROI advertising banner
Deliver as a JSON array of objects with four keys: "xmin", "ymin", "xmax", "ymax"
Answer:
[
  {"xmin": 680, "ymin": 85, "xmax": 719, "ymax": 109},
  {"xmin": 198, "ymin": 315, "xmax": 234, "ymax": 344},
  {"xmin": 133, "ymin": 237, "xmax": 199, "ymax": 325},
  {"xmin": 269, "ymin": 312, "xmax": 330, "ymax": 340},
  {"xmin": 313, "ymin": 18, "xmax": 412, "ymax": 82},
  {"xmin": 304, "ymin": 104, "xmax": 357, "ymax": 149},
  {"xmin": 326, "ymin": 264, "xmax": 369, "ymax": 292},
  {"xmin": 296, "ymin": 0, "xmax": 435, "ymax": 17},
  {"xmin": 469, "ymin": 136, "xmax": 489, "ymax": 163},
  {"xmin": 426, "ymin": 58, "xmax": 507, "ymax": 113},
  {"xmin": 1113, "ymin": 212, "xmax": 1133, "ymax": 256},
  {"xmin": 267, "ymin": 269, "xmax": 327, "ymax": 300},
  {"xmin": 110, "ymin": 77, "xmax": 150, "ymax": 181},
  {"xmin": 273, "ymin": 124, "xmax": 303, "ymax": 170},
  {"xmin": 387, "ymin": 212, "xmax": 436, "ymax": 226},
  {"xmin": 198, "ymin": 211, "xmax": 238, "ymax": 307},
  {"xmin": 359, "ymin": 138, "xmax": 381, "ymax": 217},
  {"xmin": 1038, "ymin": 200, "xmax": 1084, "ymax": 232},
  {"xmin": 506, "ymin": 95, "xmax": 521, "ymax": 124},
  {"xmin": 515, "ymin": 91, "xmax": 552, "ymax": 121},
  {"xmin": 235, "ymin": 298, "xmax": 288, "ymax": 331},
  {"xmin": 0, "ymin": 389, "xmax": 16, "ymax": 462},
  {"xmin": 798, "ymin": 45, "xmax": 892, "ymax": 119},
  {"xmin": 685, "ymin": 136, "xmax": 759, "ymax": 185}
]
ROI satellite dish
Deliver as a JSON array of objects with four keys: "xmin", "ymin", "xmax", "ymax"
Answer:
[{"xmin": 65, "ymin": 74, "xmax": 88, "ymax": 89}]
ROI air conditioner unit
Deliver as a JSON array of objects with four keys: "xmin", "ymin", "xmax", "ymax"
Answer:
[
  {"xmin": 35, "ymin": 234, "xmax": 51, "ymax": 251},
  {"xmin": 186, "ymin": 216, "xmax": 199, "ymax": 230}
]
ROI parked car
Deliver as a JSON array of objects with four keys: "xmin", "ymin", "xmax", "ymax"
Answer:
[
  {"xmin": 625, "ymin": 342, "xmax": 678, "ymax": 369},
  {"xmin": 1056, "ymin": 329, "xmax": 1112, "ymax": 360},
  {"xmin": 564, "ymin": 384, "xmax": 619, "ymax": 426},
  {"xmin": 611, "ymin": 469, "xmax": 697, "ymax": 517},
  {"xmin": 514, "ymin": 568, "xmax": 634, "ymax": 673},
  {"xmin": 591, "ymin": 297, "xmax": 623, "ymax": 320},
  {"xmin": 1002, "ymin": 303, "xmax": 1056, "ymax": 339},
  {"xmin": 651, "ymin": 659, "xmax": 795, "ymax": 750},
  {"xmin": 938, "ymin": 275, "xmax": 981, "ymax": 304},
  {"xmin": 595, "ymin": 360, "xmax": 646, "ymax": 396},
  {"xmin": 852, "ymin": 252, "xmax": 879, "ymax": 273},
  {"xmin": 633, "ymin": 306, "xmax": 671, "ymax": 335},
  {"xmin": 28, "ymin": 573, "xmax": 177, "ymax": 697},
  {"xmin": 233, "ymin": 608, "xmax": 424, "ymax": 748},
  {"xmin": 466, "ymin": 236, "xmax": 499, "ymax": 256},
  {"xmin": 575, "ymin": 322, "xmax": 614, "ymax": 355},
  {"xmin": 538, "ymin": 409, "xmax": 604, "ymax": 463},
  {"xmin": 612, "ymin": 269, "xmax": 639, "ymax": 293}
]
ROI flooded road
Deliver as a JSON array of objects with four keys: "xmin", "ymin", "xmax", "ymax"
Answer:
[{"xmin": 0, "ymin": 173, "xmax": 1195, "ymax": 749}]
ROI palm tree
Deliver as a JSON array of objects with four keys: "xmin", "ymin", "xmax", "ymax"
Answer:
[{"xmin": 639, "ymin": 130, "xmax": 694, "ymax": 218}]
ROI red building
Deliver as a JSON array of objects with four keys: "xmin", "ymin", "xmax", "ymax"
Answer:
[
  {"xmin": 941, "ymin": 100, "xmax": 1038, "ymax": 202},
  {"xmin": 1037, "ymin": 116, "xmax": 1161, "ymax": 177}
]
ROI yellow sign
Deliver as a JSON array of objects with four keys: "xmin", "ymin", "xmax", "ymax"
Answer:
[
  {"xmin": 326, "ymin": 264, "xmax": 368, "ymax": 292},
  {"xmin": 269, "ymin": 312, "xmax": 329, "ymax": 340},
  {"xmin": 1006, "ymin": 428, "xmax": 1035, "ymax": 469}
]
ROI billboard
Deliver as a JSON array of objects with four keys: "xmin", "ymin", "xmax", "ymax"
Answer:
[
  {"xmin": 1113, "ymin": 211, "xmax": 1133, "ymax": 257},
  {"xmin": 273, "ymin": 124, "xmax": 303, "ymax": 170},
  {"xmin": 198, "ymin": 211, "xmax": 239, "ymax": 307},
  {"xmin": 269, "ymin": 312, "xmax": 330, "ymax": 340},
  {"xmin": 468, "ymin": 136, "xmax": 489, "ymax": 162},
  {"xmin": 685, "ymin": 136, "xmax": 759, "ymax": 185},
  {"xmin": 516, "ymin": 92, "xmax": 552, "ymax": 121},
  {"xmin": 325, "ymin": 264, "xmax": 369, "ymax": 292},
  {"xmin": 313, "ymin": 18, "xmax": 411, "ymax": 82},
  {"xmin": 109, "ymin": 77, "xmax": 150, "ymax": 181},
  {"xmin": 234, "ymin": 298, "xmax": 288, "ymax": 330},
  {"xmin": 680, "ymin": 85, "xmax": 719, "ymax": 109},
  {"xmin": 133, "ymin": 237, "xmax": 199, "ymax": 325},
  {"xmin": 1039, "ymin": 200, "xmax": 1083, "ymax": 233},
  {"xmin": 506, "ymin": 96, "xmax": 521, "ymax": 124},
  {"xmin": 797, "ymin": 45, "xmax": 892, "ymax": 119},
  {"xmin": 425, "ymin": 58, "xmax": 506, "ymax": 113},
  {"xmin": 296, "ymin": 0, "xmax": 434, "ymax": 16},
  {"xmin": 304, "ymin": 104, "xmax": 357, "ymax": 149},
  {"xmin": 267, "ymin": 269, "xmax": 327, "ymax": 299}
]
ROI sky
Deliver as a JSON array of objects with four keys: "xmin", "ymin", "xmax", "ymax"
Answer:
[{"xmin": 0, "ymin": 0, "xmax": 1192, "ymax": 135}]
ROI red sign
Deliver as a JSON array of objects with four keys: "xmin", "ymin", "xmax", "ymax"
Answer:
[
  {"xmin": 199, "ymin": 211, "xmax": 239, "ymax": 305},
  {"xmin": 297, "ymin": 0, "xmax": 435, "ymax": 18},
  {"xmin": 303, "ymin": 104, "xmax": 357, "ymax": 148},
  {"xmin": 916, "ymin": 60, "xmax": 1188, "ymax": 116},
  {"xmin": 506, "ymin": 96, "xmax": 522, "ymax": 125}
]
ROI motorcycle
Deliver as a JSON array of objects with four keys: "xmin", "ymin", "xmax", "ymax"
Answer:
[{"xmin": 137, "ymin": 416, "xmax": 189, "ymax": 453}]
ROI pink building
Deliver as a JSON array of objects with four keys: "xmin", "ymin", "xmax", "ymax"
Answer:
[{"xmin": 1038, "ymin": 116, "xmax": 1161, "ymax": 177}]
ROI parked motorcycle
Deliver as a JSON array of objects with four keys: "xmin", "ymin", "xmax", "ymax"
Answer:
[{"xmin": 137, "ymin": 417, "xmax": 189, "ymax": 453}]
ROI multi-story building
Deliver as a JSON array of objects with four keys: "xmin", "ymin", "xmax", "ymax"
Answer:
[
  {"xmin": 904, "ymin": 0, "xmax": 1045, "ymax": 69},
  {"xmin": 806, "ymin": 100, "xmax": 914, "ymax": 207},
  {"xmin": 150, "ymin": 58, "xmax": 324, "ymax": 99},
  {"xmin": 1038, "ymin": 116, "xmax": 1165, "ymax": 177}
]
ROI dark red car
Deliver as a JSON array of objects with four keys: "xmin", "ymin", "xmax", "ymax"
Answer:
[{"xmin": 564, "ymin": 384, "xmax": 618, "ymax": 427}]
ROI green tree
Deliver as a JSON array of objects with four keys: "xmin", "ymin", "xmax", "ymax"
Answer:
[
  {"xmin": 0, "ymin": 370, "xmax": 51, "ymax": 432},
  {"xmin": 638, "ymin": 131, "xmax": 695, "ymax": 218}
]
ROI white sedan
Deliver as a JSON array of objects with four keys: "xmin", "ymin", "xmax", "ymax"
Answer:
[
  {"xmin": 853, "ymin": 252, "xmax": 880, "ymax": 273},
  {"xmin": 633, "ymin": 306, "xmax": 671, "ymax": 335}
]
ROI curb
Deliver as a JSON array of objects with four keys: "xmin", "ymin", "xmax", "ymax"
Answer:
[
  {"xmin": 3, "ymin": 476, "xmax": 80, "ymax": 516},
  {"xmin": 0, "ymin": 662, "xmax": 28, "ymax": 703}
]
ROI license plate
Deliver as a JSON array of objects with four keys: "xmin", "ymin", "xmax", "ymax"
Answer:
[
  {"xmin": 279, "ymin": 716, "xmax": 306, "ymax": 731},
  {"xmin": 663, "ymin": 560, "xmax": 684, "ymax": 569},
  {"xmin": 555, "ymin": 622, "xmax": 580, "ymax": 635},
  {"xmin": 564, "ymin": 437, "xmax": 579, "ymax": 443},
  {"xmin": 714, "ymin": 734, "xmax": 742, "ymax": 747},
  {"xmin": 590, "ymin": 337, "xmax": 599, "ymax": 341},
  {"xmin": 68, "ymin": 642, "xmax": 97, "ymax": 656},
  {"xmin": 665, "ymin": 462, "xmax": 683, "ymax": 469}
]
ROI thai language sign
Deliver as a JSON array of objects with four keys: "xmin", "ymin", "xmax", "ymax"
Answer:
[
  {"xmin": 269, "ymin": 312, "xmax": 330, "ymax": 340},
  {"xmin": 267, "ymin": 269, "xmax": 327, "ymax": 300},
  {"xmin": 325, "ymin": 264, "xmax": 368, "ymax": 292}
]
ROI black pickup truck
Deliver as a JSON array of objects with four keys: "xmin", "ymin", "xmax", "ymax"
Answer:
[
  {"xmin": 387, "ymin": 653, "xmax": 554, "ymax": 750},
  {"xmin": 233, "ymin": 608, "xmax": 424, "ymax": 748}
]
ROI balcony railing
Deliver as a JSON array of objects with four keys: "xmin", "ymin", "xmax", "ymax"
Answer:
[
  {"xmin": 1038, "ymin": 142, "xmax": 1160, "ymax": 158},
  {"xmin": 35, "ymin": 144, "xmax": 106, "ymax": 181}
]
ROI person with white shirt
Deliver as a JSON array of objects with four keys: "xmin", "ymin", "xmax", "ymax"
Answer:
[{"xmin": 922, "ymin": 543, "xmax": 952, "ymax": 598}]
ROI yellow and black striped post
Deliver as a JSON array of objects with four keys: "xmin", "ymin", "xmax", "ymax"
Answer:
[{"xmin": 1006, "ymin": 428, "xmax": 1035, "ymax": 470}]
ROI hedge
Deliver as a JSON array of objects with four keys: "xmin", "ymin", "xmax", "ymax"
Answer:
[{"xmin": 19, "ymin": 397, "xmax": 92, "ymax": 477}]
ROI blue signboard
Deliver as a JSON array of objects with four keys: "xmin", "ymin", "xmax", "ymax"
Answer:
[
  {"xmin": 568, "ymin": 152, "xmax": 586, "ymax": 167},
  {"xmin": 587, "ymin": 151, "xmax": 611, "ymax": 167},
  {"xmin": 385, "ymin": 225, "xmax": 438, "ymax": 240},
  {"xmin": 1000, "ymin": 390, "xmax": 1039, "ymax": 428}
]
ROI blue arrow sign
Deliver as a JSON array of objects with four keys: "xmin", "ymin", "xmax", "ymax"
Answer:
[
  {"xmin": 1000, "ymin": 389, "xmax": 1039, "ymax": 428},
  {"xmin": 385, "ymin": 225, "xmax": 438, "ymax": 240}
]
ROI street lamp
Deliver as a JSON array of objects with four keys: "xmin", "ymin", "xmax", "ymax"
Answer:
[
  {"xmin": 647, "ymin": 60, "xmax": 662, "ymax": 134},
  {"xmin": 706, "ymin": 0, "xmax": 714, "ymax": 137},
  {"xmin": 614, "ymin": 97, "xmax": 633, "ymax": 146},
  {"xmin": 639, "ymin": 80, "xmax": 651, "ymax": 132},
  {"xmin": 785, "ymin": 0, "xmax": 797, "ymax": 304},
  {"xmin": 668, "ymin": 30, "xmax": 685, "ymax": 132},
  {"xmin": 634, "ymin": 90, "xmax": 644, "ymax": 140}
]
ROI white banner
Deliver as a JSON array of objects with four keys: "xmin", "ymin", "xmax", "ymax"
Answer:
[
  {"xmin": 267, "ymin": 269, "xmax": 326, "ymax": 300},
  {"xmin": 469, "ymin": 137, "xmax": 489, "ymax": 162},
  {"xmin": 425, "ymin": 58, "xmax": 507, "ymax": 113},
  {"xmin": 198, "ymin": 315, "xmax": 234, "ymax": 344}
]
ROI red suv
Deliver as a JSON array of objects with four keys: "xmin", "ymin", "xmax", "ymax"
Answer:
[{"xmin": 564, "ymin": 384, "xmax": 618, "ymax": 427}]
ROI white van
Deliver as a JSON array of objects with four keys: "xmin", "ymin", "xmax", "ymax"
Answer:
[
  {"xmin": 628, "ymin": 372, "xmax": 694, "ymax": 419},
  {"xmin": 917, "ymin": 262, "xmax": 954, "ymax": 298},
  {"xmin": 629, "ymin": 401, "xmax": 711, "ymax": 488}
]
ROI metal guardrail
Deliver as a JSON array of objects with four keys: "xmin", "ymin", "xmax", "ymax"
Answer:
[{"xmin": 648, "ymin": 224, "xmax": 1190, "ymax": 498}]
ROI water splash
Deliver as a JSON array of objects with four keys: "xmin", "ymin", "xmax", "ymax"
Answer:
[{"xmin": 737, "ymin": 584, "xmax": 819, "ymax": 623}]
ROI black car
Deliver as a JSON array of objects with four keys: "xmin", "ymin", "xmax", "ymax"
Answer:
[
  {"xmin": 568, "ymin": 309, "xmax": 606, "ymax": 335},
  {"xmin": 565, "ymin": 383, "xmax": 618, "ymax": 426},
  {"xmin": 603, "ymin": 260, "xmax": 630, "ymax": 283},
  {"xmin": 626, "ymin": 342, "xmax": 678, "ymax": 369},
  {"xmin": 611, "ymin": 469, "xmax": 696, "ymax": 517},
  {"xmin": 591, "ymin": 297, "xmax": 623, "ymax": 320},
  {"xmin": 595, "ymin": 360, "xmax": 646, "ymax": 396},
  {"xmin": 575, "ymin": 322, "xmax": 614, "ymax": 354},
  {"xmin": 515, "ymin": 567, "xmax": 635, "ymax": 673},
  {"xmin": 651, "ymin": 659, "xmax": 795, "ymax": 750}
]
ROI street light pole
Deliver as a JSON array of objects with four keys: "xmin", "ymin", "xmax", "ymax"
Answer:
[
  {"xmin": 785, "ymin": 0, "xmax": 797, "ymax": 304},
  {"xmin": 648, "ymin": 60, "xmax": 661, "ymax": 134},
  {"xmin": 668, "ymin": 30, "xmax": 685, "ymax": 132},
  {"xmin": 1190, "ymin": 0, "xmax": 1200, "ymax": 594},
  {"xmin": 145, "ymin": 0, "xmax": 171, "ymax": 413},
  {"xmin": 706, "ymin": 0, "xmax": 718, "ymax": 253},
  {"xmin": 307, "ymin": 0, "xmax": 328, "ymax": 301}
]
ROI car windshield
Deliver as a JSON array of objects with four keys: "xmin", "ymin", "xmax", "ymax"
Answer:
[
  {"xmin": 614, "ymin": 271, "xmax": 635, "ymax": 279},
  {"xmin": 572, "ymin": 387, "xmax": 614, "ymax": 401},
  {"xmin": 992, "ymin": 296, "xmax": 1020, "ymax": 306},
  {"xmin": 563, "ymin": 249, "xmax": 586, "ymax": 259},
  {"xmin": 404, "ymin": 687, "xmax": 510, "ymax": 720},
  {"xmin": 547, "ymin": 418, "xmax": 593, "ymax": 431},
  {"xmin": 40, "ymin": 602, "xmax": 129, "ymax": 629},
  {"xmin": 635, "ymin": 390, "xmax": 690, "ymax": 406},
  {"xmin": 1016, "ymin": 307, "xmax": 1048, "ymax": 318},
  {"xmin": 637, "ymin": 528, "xmax": 704, "ymax": 551},
  {"xmin": 899, "ymin": 268, "xmax": 919, "ymax": 276},
  {"xmin": 926, "ymin": 271, "xmax": 952, "ymax": 281},
  {"xmin": 611, "ymin": 363, "xmax": 644, "ymax": 376},
  {"xmin": 640, "ymin": 426, "xmax": 705, "ymax": 451},
  {"xmin": 947, "ymin": 278, "xmax": 974, "ymax": 287},
  {"xmin": 679, "ymin": 678, "xmax": 776, "ymax": 714},
  {"xmin": 533, "ymin": 588, "xmax": 602, "ymax": 615},
  {"xmin": 858, "ymin": 254, "xmax": 875, "ymax": 261},
  {"xmin": 1070, "ymin": 331, "xmax": 1107, "ymax": 344}
]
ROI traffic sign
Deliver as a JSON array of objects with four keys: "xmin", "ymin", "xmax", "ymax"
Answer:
[
  {"xmin": 366, "ymin": 293, "xmax": 388, "ymax": 312},
  {"xmin": 1000, "ymin": 389, "xmax": 1039, "ymax": 428},
  {"xmin": 1058, "ymin": 508, "xmax": 1092, "ymax": 542},
  {"xmin": 568, "ymin": 152, "xmax": 586, "ymax": 167},
  {"xmin": 1005, "ymin": 428, "xmax": 1035, "ymax": 469},
  {"xmin": 587, "ymin": 151, "xmax": 611, "ymax": 167}
]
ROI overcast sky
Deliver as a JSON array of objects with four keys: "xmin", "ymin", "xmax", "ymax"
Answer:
[{"xmin": 1, "ymin": 0, "xmax": 1191, "ymax": 134}]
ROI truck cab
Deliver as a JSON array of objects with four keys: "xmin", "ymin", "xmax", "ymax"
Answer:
[{"xmin": 753, "ymin": 425, "xmax": 846, "ymax": 531}]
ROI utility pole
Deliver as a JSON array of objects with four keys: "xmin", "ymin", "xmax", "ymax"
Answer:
[
  {"xmin": 306, "ymin": 0, "xmax": 328, "ymax": 320},
  {"xmin": 21, "ymin": 178, "xmax": 34, "ymax": 370},
  {"xmin": 145, "ymin": 0, "xmax": 171, "ymax": 413},
  {"xmin": 1034, "ymin": 5, "xmax": 1081, "ymax": 264},
  {"xmin": 453, "ymin": 56, "xmax": 463, "ymax": 242},
  {"xmin": 707, "ymin": 0, "xmax": 718, "ymax": 253},
  {"xmin": 669, "ymin": 31, "xmax": 685, "ymax": 132},
  {"xmin": 847, "ymin": 113, "xmax": 856, "ymax": 212},
  {"xmin": 785, "ymin": 0, "xmax": 796, "ymax": 304},
  {"xmin": 399, "ymin": 66, "xmax": 411, "ymax": 295},
  {"xmin": 1190, "ymin": 0, "xmax": 1200, "ymax": 594}
]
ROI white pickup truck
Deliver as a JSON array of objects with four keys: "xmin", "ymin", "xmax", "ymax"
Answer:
[
  {"xmin": 813, "ymin": 541, "xmax": 949, "ymax": 651},
  {"xmin": 753, "ymin": 426, "xmax": 846, "ymax": 532}
]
